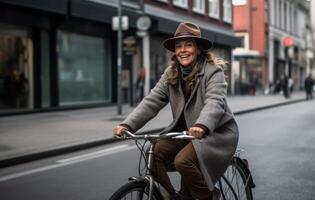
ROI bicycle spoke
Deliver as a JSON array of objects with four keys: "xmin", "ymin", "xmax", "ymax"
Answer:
[{"xmin": 217, "ymin": 160, "xmax": 252, "ymax": 200}]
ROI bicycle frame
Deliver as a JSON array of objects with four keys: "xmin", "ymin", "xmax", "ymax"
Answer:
[
  {"xmin": 122, "ymin": 131, "xmax": 192, "ymax": 200},
  {"xmin": 115, "ymin": 131, "xmax": 254, "ymax": 200},
  {"xmin": 144, "ymin": 141, "xmax": 157, "ymax": 200},
  {"xmin": 126, "ymin": 140, "xmax": 175, "ymax": 200}
]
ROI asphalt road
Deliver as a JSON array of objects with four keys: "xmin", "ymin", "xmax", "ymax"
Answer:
[
  {"xmin": 236, "ymin": 100, "xmax": 315, "ymax": 200},
  {"xmin": 0, "ymin": 100, "xmax": 314, "ymax": 200}
]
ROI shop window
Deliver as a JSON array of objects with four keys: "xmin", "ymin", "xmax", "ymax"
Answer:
[
  {"xmin": 40, "ymin": 31, "xmax": 51, "ymax": 108},
  {"xmin": 57, "ymin": 31, "xmax": 112, "ymax": 105},
  {"xmin": 0, "ymin": 23, "xmax": 32, "ymax": 112},
  {"xmin": 238, "ymin": 36, "xmax": 245, "ymax": 48}
]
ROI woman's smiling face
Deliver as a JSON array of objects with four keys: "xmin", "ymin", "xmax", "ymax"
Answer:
[{"xmin": 175, "ymin": 38, "xmax": 200, "ymax": 67}]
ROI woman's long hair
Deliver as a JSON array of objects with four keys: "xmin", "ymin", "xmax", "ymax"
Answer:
[{"xmin": 165, "ymin": 49, "xmax": 228, "ymax": 87}]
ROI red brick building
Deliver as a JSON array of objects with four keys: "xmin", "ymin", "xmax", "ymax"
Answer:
[
  {"xmin": 232, "ymin": 0, "xmax": 268, "ymax": 94},
  {"xmin": 232, "ymin": 0, "xmax": 309, "ymax": 95}
]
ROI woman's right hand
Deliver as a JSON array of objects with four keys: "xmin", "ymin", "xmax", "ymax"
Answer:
[{"xmin": 113, "ymin": 125, "xmax": 128, "ymax": 137}]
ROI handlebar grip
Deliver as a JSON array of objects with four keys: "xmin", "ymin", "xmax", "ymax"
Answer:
[{"xmin": 115, "ymin": 134, "xmax": 126, "ymax": 139}]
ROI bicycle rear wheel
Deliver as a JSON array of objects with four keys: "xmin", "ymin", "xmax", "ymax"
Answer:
[
  {"xmin": 218, "ymin": 159, "xmax": 253, "ymax": 200},
  {"xmin": 109, "ymin": 181, "xmax": 161, "ymax": 200}
]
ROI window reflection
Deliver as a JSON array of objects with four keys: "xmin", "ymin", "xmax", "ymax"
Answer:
[{"xmin": 57, "ymin": 31, "xmax": 112, "ymax": 105}]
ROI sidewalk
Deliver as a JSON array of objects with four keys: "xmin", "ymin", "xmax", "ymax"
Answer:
[{"xmin": 0, "ymin": 91, "xmax": 306, "ymax": 168}]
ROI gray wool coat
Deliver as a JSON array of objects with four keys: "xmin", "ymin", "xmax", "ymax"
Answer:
[{"xmin": 122, "ymin": 62, "xmax": 239, "ymax": 191}]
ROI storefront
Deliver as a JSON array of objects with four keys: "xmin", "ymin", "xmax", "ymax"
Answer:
[
  {"xmin": 0, "ymin": 23, "xmax": 33, "ymax": 111},
  {"xmin": 0, "ymin": 1, "xmax": 116, "ymax": 115},
  {"xmin": 0, "ymin": 0, "xmax": 241, "ymax": 115},
  {"xmin": 233, "ymin": 49, "xmax": 263, "ymax": 95},
  {"xmin": 56, "ymin": 30, "xmax": 112, "ymax": 106}
]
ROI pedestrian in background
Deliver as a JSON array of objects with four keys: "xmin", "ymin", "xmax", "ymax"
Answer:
[
  {"xmin": 136, "ymin": 67, "xmax": 145, "ymax": 103},
  {"xmin": 288, "ymin": 77, "xmax": 294, "ymax": 93},
  {"xmin": 304, "ymin": 74, "xmax": 314, "ymax": 100},
  {"xmin": 248, "ymin": 78, "xmax": 256, "ymax": 96},
  {"xmin": 15, "ymin": 72, "xmax": 28, "ymax": 107},
  {"xmin": 113, "ymin": 22, "xmax": 238, "ymax": 200},
  {"xmin": 280, "ymin": 75, "xmax": 290, "ymax": 98}
]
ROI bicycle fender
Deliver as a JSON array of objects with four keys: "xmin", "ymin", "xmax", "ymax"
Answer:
[
  {"xmin": 233, "ymin": 157, "xmax": 256, "ymax": 188},
  {"xmin": 128, "ymin": 176, "xmax": 148, "ymax": 183}
]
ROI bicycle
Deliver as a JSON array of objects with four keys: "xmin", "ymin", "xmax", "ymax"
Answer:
[{"xmin": 109, "ymin": 131, "xmax": 255, "ymax": 200}]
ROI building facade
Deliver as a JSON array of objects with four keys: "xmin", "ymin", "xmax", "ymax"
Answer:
[
  {"xmin": 232, "ymin": 0, "xmax": 267, "ymax": 95},
  {"xmin": 307, "ymin": 0, "xmax": 314, "ymax": 77},
  {"xmin": 0, "ymin": 0, "xmax": 240, "ymax": 115},
  {"xmin": 232, "ymin": 0, "xmax": 310, "ymax": 95},
  {"xmin": 268, "ymin": 0, "xmax": 309, "ymax": 91}
]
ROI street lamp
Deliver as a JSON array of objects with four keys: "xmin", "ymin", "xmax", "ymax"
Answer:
[
  {"xmin": 136, "ymin": 0, "xmax": 151, "ymax": 96},
  {"xmin": 283, "ymin": 36, "xmax": 294, "ymax": 77},
  {"xmin": 136, "ymin": 15, "xmax": 151, "ymax": 96}
]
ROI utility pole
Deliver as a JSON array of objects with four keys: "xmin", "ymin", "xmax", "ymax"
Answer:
[
  {"xmin": 136, "ymin": 0, "xmax": 151, "ymax": 96},
  {"xmin": 310, "ymin": 0, "xmax": 315, "ymax": 76},
  {"xmin": 117, "ymin": 0, "xmax": 122, "ymax": 115}
]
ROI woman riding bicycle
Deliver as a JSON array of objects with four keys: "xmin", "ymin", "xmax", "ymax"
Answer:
[{"xmin": 113, "ymin": 22, "xmax": 239, "ymax": 200}]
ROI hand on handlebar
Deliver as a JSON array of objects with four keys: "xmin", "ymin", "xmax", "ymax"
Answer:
[
  {"xmin": 113, "ymin": 125, "xmax": 128, "ymax": 138},
  {"xmin": 188, "ymin": 127, "xmax": 205, "ymax": 139}
]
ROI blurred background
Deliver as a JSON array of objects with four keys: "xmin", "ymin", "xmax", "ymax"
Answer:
[
  {"xmin": 1, "ymin": 2, "xmax": 315, "ymax": 199},
  {"xmin": 0, "ymin": 0, "xmax": 313, "ymax": 115}
]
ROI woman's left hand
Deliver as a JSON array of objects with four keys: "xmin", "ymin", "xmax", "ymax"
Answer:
[{"xmin": 188, "ymin": 127, "xmax": 205, "ymax": 139}]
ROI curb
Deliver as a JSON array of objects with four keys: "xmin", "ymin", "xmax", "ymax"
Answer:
[
  {"xmin": 0, "ymin": 98, "xmax": 305, "ymax": 168},
  {"xmin": 0, "ymin": 128, "xmax": 164, "ymax": 168},
  {"xmin": 233, "ymin": 98, "xmax": 305, "ymax": 115}
]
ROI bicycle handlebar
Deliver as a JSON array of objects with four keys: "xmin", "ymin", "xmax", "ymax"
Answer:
[{"xmin": 118, "ymin": 130, "xmax": 195, "ymax": 140}]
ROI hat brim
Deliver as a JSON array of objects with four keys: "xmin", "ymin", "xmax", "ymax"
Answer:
[{"xmin": 163, "ymin": 35, "xmax": 213, "ymax": 52}]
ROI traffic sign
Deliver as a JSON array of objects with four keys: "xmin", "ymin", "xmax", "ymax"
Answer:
[{"xmin": 112, "ymin": 16, "xmax": 129, "ymax": 31}]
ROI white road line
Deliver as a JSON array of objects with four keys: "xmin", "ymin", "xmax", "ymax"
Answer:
[
  {"xmin": 56, "ymin": 144, "xmax": 131, "ymax": 163},
  {"xmin": 0, "ymin": 144, "xmax": 136, "ymax": 182},
  {"xmin": 0, "ymin": 164, "xmax": 64, "ymax": 182}
]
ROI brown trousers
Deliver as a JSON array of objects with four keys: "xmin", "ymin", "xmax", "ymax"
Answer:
[{"xmin": 152, "ymin": 139, "xmax": 211, "ymax": 199}]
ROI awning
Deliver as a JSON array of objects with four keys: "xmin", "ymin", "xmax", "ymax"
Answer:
[
  {"xmin": 0, "ymin": 0, "xmax": 68, "ymax": 14},
  {"xmin": 233, "ymin": 49, "xmax": 261, "ymax": 58},
  {"xmin": 70, "ymin": 0, "xmax": 242, "ymax": 48}
]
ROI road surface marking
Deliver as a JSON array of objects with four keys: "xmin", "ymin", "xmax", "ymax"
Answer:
[
  {"xmin": 0, "ymin": 144, "xmax": 136, "ymax": 182},
  {"xmin": 56, "ymin": 144, "xmax": 134, "ymax": 163}
]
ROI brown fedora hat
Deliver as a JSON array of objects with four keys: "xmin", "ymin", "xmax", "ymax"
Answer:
[{"xmin": 163, "ymin": 22, "xmax": 212, "ymax": 52}]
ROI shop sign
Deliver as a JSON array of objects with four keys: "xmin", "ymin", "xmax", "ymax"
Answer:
[
  {"xmin": 112, "ymin": 16, "xmax": 129, "ymax": 31},
  {"xmin": 232, "ymin": 0, "xmax": 246, "ymax": 6},
  {"xmin": 283, "ymin": 36, "xmax": 294, "ymax": 48},
  {"xmin": 121, "ymin": 69, "xmax": 130, "ymax": 88},
  {"xmin": 136, "ymin": 15, "xmax": 151, "ymax": 38},
  {"xmin": 136, "ymin": 15, "xmax": 151, "ymax": 31},
  {"xmin": 123, "ymin": 36, "xmax": 137, "ymax": 55}
]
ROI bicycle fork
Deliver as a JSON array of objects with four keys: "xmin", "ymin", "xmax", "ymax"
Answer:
[
  {"xmin": 128, "ymin": 143, "xmax": 157, "ymax": 200},
  {"xmin": 129, "ymin": 142, "xmax": 170, "ymax": 200},
  {"xmin": 146, "ymin": 142, "xmax": 155, "ymax": 200}
]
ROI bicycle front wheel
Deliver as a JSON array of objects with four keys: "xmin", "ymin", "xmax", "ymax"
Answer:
[
  {"xmin": 109, "ymin": 181, "xmax": 161, "ymax": 200},
  {"xmin": 218, "ymin": 159, "xmax": 253, "ymax": 200}
]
